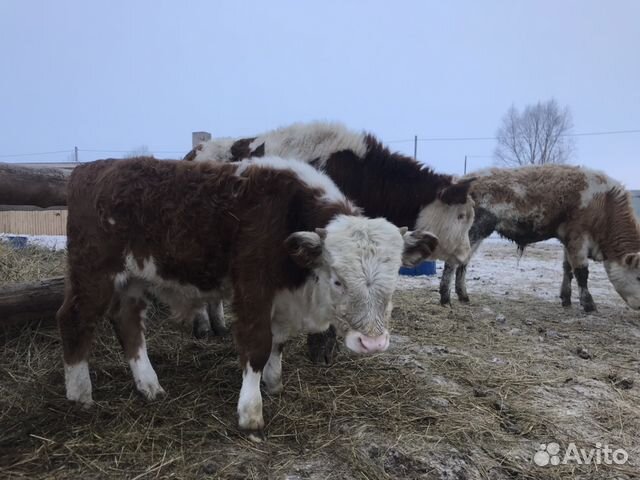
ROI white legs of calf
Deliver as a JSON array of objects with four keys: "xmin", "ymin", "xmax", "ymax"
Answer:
[
  {"xmin": 129, "ymin": 337, "xmax": 165, "ymax": 400},
  {"xmin": 64, "ymin": 360, "xmax": 93, "ymax": 407},
  {"xmin": 237, "ymin": 362, "xmax": 264, "ymax": 440},
  {"xmin": 262, "ymin": 347, "xmax": 283, "ymax": 395}
]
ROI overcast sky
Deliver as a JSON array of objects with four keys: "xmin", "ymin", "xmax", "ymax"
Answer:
[{"xmin": 1, "ymin": 1, "xmax": 639, "ymax": 187}]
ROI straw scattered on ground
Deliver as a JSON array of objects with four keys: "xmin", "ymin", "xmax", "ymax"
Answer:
[{"xmin": 1, "ymin": 241, "xmax": 639, "ymax": 479}]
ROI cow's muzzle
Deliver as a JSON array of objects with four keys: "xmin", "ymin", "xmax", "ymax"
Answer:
[{"xmin": 344, "ymin": 330, "xmax": 390, "ymax": 354}]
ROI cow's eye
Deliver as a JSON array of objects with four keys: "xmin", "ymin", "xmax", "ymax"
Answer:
[
  {"xmin": 334, "ymin": 280, "xmax": 342, "ymax": 287},
  {"xmin": 458, "ymin": 213, "xmax": 465, "ymax": 220}
]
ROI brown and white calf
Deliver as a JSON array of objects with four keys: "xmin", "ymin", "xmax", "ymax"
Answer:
[
  {"xmin": 184, "ymin": 121, "xmax": 475, "ymax": 355},
  {"xmin": 439, "ymin": 165, "xmax": 640, "ymax": 312},
  {"xmin": 57, "ymin": 156, "xmax": 437, "ymax": 441}
]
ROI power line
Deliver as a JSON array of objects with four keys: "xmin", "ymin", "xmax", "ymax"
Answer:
[
  {"xmin": 386, "ymin": 128, "xmax": 640, "ymax": 144},
  {"xmin": 1, "ymin": 128, "xmax": 639, "ymax": 159},
  {"xmin": 0, "ymin": 149, "xmax": 72, "ymax": 158},
  {"xmin": 78, "ymin": 149, "xmax": 185, "ymax": 154}
]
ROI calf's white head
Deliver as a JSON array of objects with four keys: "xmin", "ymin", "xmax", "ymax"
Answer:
[
  {"xmin": 416, "ymin": 179, "xmax": 475, "ymax": 264},
  {"xmin": 286, "ymin": 215, "xmax": 438, "ymax": 353},
  {"xmin": 604, "ymin": 253, "xmax": 640, "ymax": 310}
]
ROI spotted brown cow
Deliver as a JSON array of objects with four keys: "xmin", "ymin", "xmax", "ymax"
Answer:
[{"xmin": 439, "ymin": 165, "xmax": 640, "ymax": 312}]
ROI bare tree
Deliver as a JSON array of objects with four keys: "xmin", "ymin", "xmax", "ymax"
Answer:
[
  {"xmin": 494, "ymin": 99, "xmax": 575, "ymax": 166},
  {"xmin": 125, "ymin": 145, "xmax": 150, "ymax": 158}
]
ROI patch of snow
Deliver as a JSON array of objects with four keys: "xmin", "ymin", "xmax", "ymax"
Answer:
[
  {"xmin": 0, "ymin": 234, "xmax": 67, "ymax": 251},
  {"xmin": 395, "ymin": 237, "xmax": 626, "ymax": 310}
]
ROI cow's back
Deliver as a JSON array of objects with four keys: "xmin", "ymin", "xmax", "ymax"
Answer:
[
  {"xmin": 468, "ymin": 165, "xmax": 612, "ymax": 244},
  {"xmin": 67, "ymin": 157, "xmax": 243, "ymax": 291}
]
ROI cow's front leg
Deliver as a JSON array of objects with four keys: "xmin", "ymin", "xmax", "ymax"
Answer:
[
  {"xmin": 565, "ymin": 238, "xmax": 596, "ymax": 312},
  {"xmin": 574, "ymin": 265, "xmax": 596, "ymax": 312},
  {"xmin": 307, "ymin": 326, "xmax": 338, "ymax": 365},
  {"xmin": 439, "ymin": 262, "xmax": 456, "ymax": 305},
  {"xmin": 560, "ymin": 254, "xmax": 573, "ymax": 307},
  {"xmin": 262, "ymin": 342, "xmax": 284, "ymax": 395},
  {"xmin": 234, "ymin": 305, "xmax": 272, "ymax": 442},
  {"xmin": 454, "ymin": 263, "xmax": 470, "ymax": 302},
  {"xmin": 237, "ymin": 357, "xmax": 268, "ymax": 442}
]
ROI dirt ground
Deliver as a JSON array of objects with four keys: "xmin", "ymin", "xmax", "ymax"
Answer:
[{"xmin": 1, "ymin": 239, "xmax": 639, "ymax": 479}]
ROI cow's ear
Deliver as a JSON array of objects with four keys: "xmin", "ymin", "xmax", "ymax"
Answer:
[
  {"xmin": 438, "ymin": 178, "xmax": 475, "ymax": 205},
  {"xmin": 623, "ymin": 252, "xmax": 640, "ymax": 269},
  {"xmin": 285, "ymin": 231, "xmax": 324, "ymax": 268},
  {"xmin": 401, "ymin": 229, "xmax": 439, "ymax": 267}
]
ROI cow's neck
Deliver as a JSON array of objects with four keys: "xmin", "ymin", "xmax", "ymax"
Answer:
[{"xmin": 322, "ymin": 134, "xmax": 454, "ymax": 229}]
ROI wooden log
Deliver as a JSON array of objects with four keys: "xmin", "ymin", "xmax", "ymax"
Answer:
[
  {"xmin": 0, "ymin": 277, "xmax": 64, "ymax": 327},
  {"xmin": 0, "ymin": 163, "xmax": 70, "ymax": 208}
]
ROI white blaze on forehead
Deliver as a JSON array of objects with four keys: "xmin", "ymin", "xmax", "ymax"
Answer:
[
  {"xmin": 239, "ymin": 156, "xmax": 348, "ymax": 204},
  {"xmin": 324, "ymin": 215, "xmax": 404, "ymax": 292},
  {"xmin": 416, "ymin": 199, "xmax": 473, "ymax": 263},
  {"xmin": 604, "ymin": 259, "xmax": 640, "ymax": 310},
  {"xmin": 580, "ymin": 170, "xmax": 621, "ymax": 208}
]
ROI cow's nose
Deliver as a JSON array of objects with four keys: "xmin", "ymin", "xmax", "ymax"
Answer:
[{"xmin": 358, "ymin": 332, "xmax": 390, "ymax": 353}]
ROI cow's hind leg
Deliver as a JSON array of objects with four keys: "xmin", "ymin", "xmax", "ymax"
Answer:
[
  {"xmin": 454, "ymin": 264, "xmax": 470, "ymax": 302},
  {"xmin": 560, "ymin": 253, "xmax": 573, "ymax": 307},
  {"xmin": 192, "ymin": 305, "xmax": 211, "ymax": 339},
  {"xmin": 57, "ymin": 278, "xmax": 113, "ymax": 407},
  {"xmin": 192, "ymin": 301, "xmax": 228, "ymax": 338},
  {"xmin": 574, "ymin": 265, "xmax": 596, "ymax": 312},
  {"xmin": 110, "ymin": 284, "xmax": 165, "ymax": 400},
  {"xmin": 209, "ymin": 301, "xmax": 228, "ymax": 336},
  {"xmin": 439, "ymin": 262, "xmax": 455, "ymax": 305}
]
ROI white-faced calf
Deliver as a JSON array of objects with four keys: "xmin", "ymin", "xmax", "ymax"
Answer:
[{"xmin": 57, "ymin": 156, "xmax": 438, "ymax": 441}]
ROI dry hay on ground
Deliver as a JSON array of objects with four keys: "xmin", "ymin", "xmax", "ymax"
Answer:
[{"xmin": 1, "ymin": 242, "xmax": 639, "ymax": 479}]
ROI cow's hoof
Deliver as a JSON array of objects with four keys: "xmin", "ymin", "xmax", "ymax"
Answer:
[
  {"xmin": 136, "ymin": 381, "xmax": 166, "ymax": 401},
  {"xmin": 193, "ymin": 324, "xmax": 210, "ymax": 339},
  {"xmin": 211, "ymin": 325, "xmax": 230, "ymax": 337},
  {"xmin": 440, "ymin": 298, "xmax": 451, "ymax": 307},
  {"xmin": 69, "ymin": 396, "xmax": 94, "ymax": 409},
  {"xmin": 263, "ymin": 381, "xmax": 283, "ymax": 395},
  {"xmin": 243, "ymin": 429, "xmax": 266, "ymax": 443},
  {"xmin": 457, "ymin": 295, "xmax": 470, "ymax": 303},
  {"xmin": 561, "ymin": 298, "xmax": 572, "ymax": 307},
  {"xmin": 582, "ymin": 303, "xmax": 597, "ymax": 313}
]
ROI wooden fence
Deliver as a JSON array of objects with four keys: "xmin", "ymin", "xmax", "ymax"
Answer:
[{"xmin": 0, "ymin": 209, "xmax": 67, "ymax": 235}]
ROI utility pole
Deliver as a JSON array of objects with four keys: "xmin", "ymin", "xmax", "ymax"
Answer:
[
  {"xmin": 413, "ymin": 135, "xmax": 418, "ymax": 160},
  {"xmin": 464, "ymin": 155, "xmax": 467, "ymax": 175},
  {"xmin": 74, "ymin": 146, "xmax": 78, "ymax": 163}
]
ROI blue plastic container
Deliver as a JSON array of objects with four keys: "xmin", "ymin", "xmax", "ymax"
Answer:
[
  {"xmin": 399, "ymin": 260, "xmax": 436, "ymax": 276},
  {"xmin": 6, "ymin": 236, "xmax": 28, "ymax": 249}
]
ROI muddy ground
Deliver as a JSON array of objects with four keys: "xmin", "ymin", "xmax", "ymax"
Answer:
[{"xmin": 1, "ymin": 239, "xmax": 639, "ymax": 479}]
